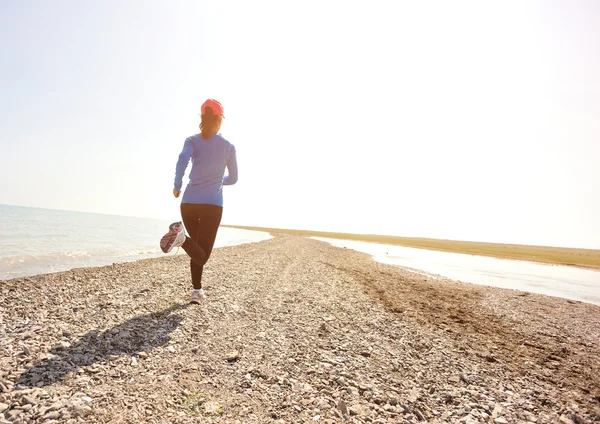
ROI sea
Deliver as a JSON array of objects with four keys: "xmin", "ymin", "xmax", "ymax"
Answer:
[{"xmin": 0, "ymin": 204, "xmax": 271, "ymax": 280}]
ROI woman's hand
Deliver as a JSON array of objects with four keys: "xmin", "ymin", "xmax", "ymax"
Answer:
[{"xmin": 173, "ymin": 189, "xmax": 181, "ymax": 198}]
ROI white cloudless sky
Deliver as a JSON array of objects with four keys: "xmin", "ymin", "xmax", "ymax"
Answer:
[{"xmin": 1, "ymin": 0, "xmax": 599, "ymax": 248}]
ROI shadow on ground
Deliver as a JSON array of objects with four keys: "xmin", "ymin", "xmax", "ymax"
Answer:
[{"xmin": 17, "ymin": 303, "xmax": 189, "ymax": 387}]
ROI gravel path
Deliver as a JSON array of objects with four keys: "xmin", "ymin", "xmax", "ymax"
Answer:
[{"xmin": 1, "ymin": 235, "xmax": 599, "ymax": 424}]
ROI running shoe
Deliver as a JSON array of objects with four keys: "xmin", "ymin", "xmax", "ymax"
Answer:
[
  {"xmin": 160, "ymin": 221, "xmax": 186, "ymax": 253},
  {"xmin": 191, "ymin": 289, "xmax": 206, "ymax": 304}
]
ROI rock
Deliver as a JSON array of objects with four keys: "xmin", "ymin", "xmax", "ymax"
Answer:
[
  {"xmin": 337, "ymin": 400, "xmax": 348, "ymax": 416},
  {"xmin": 51, "ymin": 341, "xmax": 70, "ymax": 351},
  {"xmin": 138, "ymin": 352, "xmax": 148, "ymax": 358},
  {"xmin": 359, "ymin": 351, "xmax": 371, "ymax": 357},
  {"xmin": 204, "ymin": 401, "xmax": 222, "ymax": 415},
  {"xmin": 559, "ymin": 416, "xmax": 575, "ymax": 424},
  {"xmin": 47, "ymin": 401, "xmax": 63, "ymax": 412},
  {"xmin": 464, "ymin": 416, "xmax": 479, "ymax": 424},
  {"xmin": 22, "ymin": 396, "xmax": 36, "ymax": 406},
  {"xmin": 494, "ymin": 418, "xmax": 508, "ymax": 424},
  {"xmin": 6, "ymin": 410, "xmax": 21, "ymax": 419},
  {"xmin": 346, "ymin": 387, "xmax": 359, "ymax": 396},
  {"xmin": 43, "ymin": 411, "xmax": 61, "ymax": 421},
  {"xmin": 317, "ymin": 401, "xmax": 330, "ymax": 410},
  {"xmin": 166, "ymin": 346, "xmax": 176, "ymax": 353},
  {"xmin": 72, "ymin": 404, "xmax": 88, "ymax": 417},
  {"xmin": 81, "ymin": 396, "xmax": 92, "ymax": 403},
  {"xmin": 0, "ymin": 404, "xmax": 7, "ymax": 413},
  {"xmin": 492, "ymin": 403, "xmax": 503, "ymax": 418},
  {"xmin": 449, "ymin": 376, "xmax": 461, "ymax": 383},
  {"xmin": 226, "ymin": 351, "xmax": 240, "ymax": 362},
  {"xmin": 349, "ymin": 404, "xmax": 366, "ymax": 416}
]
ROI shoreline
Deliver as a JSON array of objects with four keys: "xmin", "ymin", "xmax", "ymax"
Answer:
[
  {"xmin": 0, "ymin": 228, "xmax": 272, "ymax": 282},
  {"xmin": 224, "ymin": 224, "xmax": 600, "ymax": 270},
  {"xmin": 1, "ymin": 235, "xmax": 599, "ymax": 423}
]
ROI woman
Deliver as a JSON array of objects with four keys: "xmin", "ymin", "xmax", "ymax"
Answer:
[{"xmin": 160, "ymin": 99, "xmax": 238, "ymax": 304}]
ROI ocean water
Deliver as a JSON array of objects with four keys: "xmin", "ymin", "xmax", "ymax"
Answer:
[
  {"xmin": 0, "ymin": 205, "xmax": 271, "ymax": 280},
  {"xmin": 314, "ymin": 237, "xmax": 600, "ymax": 306}
]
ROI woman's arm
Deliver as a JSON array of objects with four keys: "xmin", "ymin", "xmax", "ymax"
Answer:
[
  {"xmin": 174, "ymin": 137, "xmax": 193, "ymax": 192},
  {"xmin": 223, "ymin": 144, "xmax": 238, "ymax": 185}
]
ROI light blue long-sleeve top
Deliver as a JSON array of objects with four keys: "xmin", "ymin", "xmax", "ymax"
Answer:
[{"xmin": 174, "ymin": 133, "xmax": 238, "ymax": 206}]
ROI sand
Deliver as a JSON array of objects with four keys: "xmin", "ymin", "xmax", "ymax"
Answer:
[{"xmin": 1, "ymin": 235, "xmax": 599, "ymax": 423}]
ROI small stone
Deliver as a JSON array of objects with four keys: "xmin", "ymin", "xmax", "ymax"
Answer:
[
  {"xmin": 337, "ymin": 400, "xmax": 348, "ymax": 416},
  {"xmin": 464, "ymin": 416, "xmax": 479, "ymax": 424},
  {"xmin": 494, "ymin": 418, "xmax": 509, "ymax": 424},
  {"xmin": 492, "ymin": 404, "xmax": 503, "ymax": 418},
  {"xmin": 47, "ymin": 401, "xmax": 63, "ymax": 412},
  {"xmin": 166, "ymin": 346, "xmax": 176, "ymax": 353},
  {"xmin": 108, "ymin": 355, "xmax": 119, "ymax": 361},
  {"xmin": 359, "ymin": 351, "xmax": 371, "ymax": 358},
  {"xmin": 51, "ymin": 341, "xmax": 70, "ymax": 351},
  {"xmin": 81, "ymin": 397, "xmax": 92, "ymax": 403},
  {"xmin": 44, "ymin": 411, "xmax": 61, "ymax": 420},
  {"xmin": 559, "ymin": 416, "xmax": 575, "ymax": 424},
  {"xmin": 523, "ymin": 411, "xmax": 537, "ymax": 422},
  {"xmin": 346, "ymin": 387, "xmax": 359, "ymax": 396},
  {"xmin": 6, "ymin": 410, "xmax": 22, "ymax": 419},
  {"xmin": 0, "ymin": 403, "xmax": 7, "ymax": 413},
  {"xmin": 226, "ymin": 351, "xmax": 240, "ymax": 362},
  {"xmin": 22, "ymin": 396, "xmax": 37, "ymax": 406},
  {"xmin": 72, "ymin": 405, "xmax": 86, "ymax": 417},
  {"xmin": 204, "ymin": 401, "xmax": 222, "ymax": 415},
  {"xmin": 318, "ymin": 401, "xmax": 330, "ymax": 410},
  {"xmin": 449, "ymin": 375, "xmax": 461, "ymax": 383},
  {"xmin": 138, "ymin": 352, "xmax": 148, "ymax": 358},
  {"xmin": 349, "ymin": 404, "xmax": 365, "ymax": 416}
]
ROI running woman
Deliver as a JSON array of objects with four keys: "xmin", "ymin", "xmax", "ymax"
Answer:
[{"xmin": 160, "ymin": 99, "xmax": 238, "ymax": 304}]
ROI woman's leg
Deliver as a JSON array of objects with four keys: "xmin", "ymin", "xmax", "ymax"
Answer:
[
  {"xmin": 180, "ymin": 204, "xmax": 205, "ymax": 289},
  {"xmin": 180, "ymin": 204, "xmax": 223, "ymax": 290},
  {"xmin": 194, "ymin": 204, "xmax": 223, "ymax": 273}
]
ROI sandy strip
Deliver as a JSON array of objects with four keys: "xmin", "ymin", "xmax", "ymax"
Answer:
[{"xmin": 1, "ymin": 235, "xmax": 599, "ymax": 424}]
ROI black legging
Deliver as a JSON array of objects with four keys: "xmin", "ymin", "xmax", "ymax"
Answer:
[{"xmin": 180, "ymin": 203, "xmax": 223, "ymax": 289}]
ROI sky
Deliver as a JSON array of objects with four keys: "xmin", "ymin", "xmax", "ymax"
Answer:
[{"xmin": 1, "ymin": 0, "xmax": 599, "ymax": 249}]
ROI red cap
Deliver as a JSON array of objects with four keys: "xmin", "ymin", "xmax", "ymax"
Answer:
[{"xmin": 201, "ymin": 99, "xmax": 224, "ymax": 116}]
